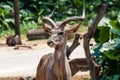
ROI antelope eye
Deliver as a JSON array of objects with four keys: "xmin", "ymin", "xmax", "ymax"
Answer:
[{"xmin": 58, "ymin": 32, "xmax": 64, "ymax": 35}]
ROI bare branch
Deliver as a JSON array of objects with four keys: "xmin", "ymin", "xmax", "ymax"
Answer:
[
  {"xmin": 83, "ymin": 3, "xmax": 108, "ymax": 80},
  {"xmin": 66, "ymin": 34, "xmax": 80, "ymax": 59}
]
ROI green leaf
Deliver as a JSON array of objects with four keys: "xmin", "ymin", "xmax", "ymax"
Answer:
[
  {"xmin": 0, "ymin": 8, "xmax": 6, "ymax": 14},
  {"xmin": 110, "ymin": 20, "xmax": 120, "ymax": 30},
  {"xmin": 38, "ymin": 9, "xmax": 44, "ymax": 16},
  {"xmin": 73, "ymin": 0, "xmax": 82, "ymax": 7},
  {"xmin": 5, "ymin": 18, "xmax": 14, "ymax": 23},
  {"xmin": 111, "ymin": 28, "xmax": 120, "ymax": 36},
  {"xmin": 112, "ymin": 74, "xmax": 120, "ymax": 80},
  {"xmin": 92, "ymin": 37, "xmax": 120, "ymax": 53},
  {"xmin": 94, "ymin": 26, "xmax": 110, "ymax": 43},
  {"xmin": 98, "ymin": 26, "xmax": 110, "ymax": 43},
  {"xmin": 0, "ymin": 19, "xmax": 9, "ymax": 28},
  {"xmin": 104, "ymin": 49, "xmax": 120, "ymax": 60},
  {"xmin": 109, "ymin": 20, "xmax": 120, "ymax": 36}
]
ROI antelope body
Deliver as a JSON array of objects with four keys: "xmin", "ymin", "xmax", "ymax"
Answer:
[{"xmin": 36, "ymin": 7, "xmax": 85, "ymax": 80}]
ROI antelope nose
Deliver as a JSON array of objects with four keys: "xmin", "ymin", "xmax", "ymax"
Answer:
[{"xmin": 47, "ymin": 40, "xmax": 53, "ymax": 45}]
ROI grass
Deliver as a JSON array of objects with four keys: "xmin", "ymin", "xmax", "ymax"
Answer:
[
  {"xmin": 0, "ymin": 29, "xmax": 14, "ymax": 39},
  {"xmin": 0, "ymin": 21, "xmax": 41, "ymax": 40},
  {"xmin": 20, "ymin": 21, "xmax": 41, "ymax": 35}
]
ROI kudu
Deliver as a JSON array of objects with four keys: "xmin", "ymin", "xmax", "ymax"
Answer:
[{"xmin": 36, "ymin": 8, "xmax": 85, "ymax": 80}]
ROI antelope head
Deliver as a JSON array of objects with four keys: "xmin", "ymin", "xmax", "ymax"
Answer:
[{"xmin": 41, "ymin": 7, "xmax": 85, "ymax": 48}]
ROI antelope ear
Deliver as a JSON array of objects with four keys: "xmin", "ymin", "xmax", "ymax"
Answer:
[
  {"xmin": 41, "ymin": 23, "xmax": 51, "ymax": 32},
  {"xmin": 65, "ymin": 24, "xmax": 80, "ymax": 33}
]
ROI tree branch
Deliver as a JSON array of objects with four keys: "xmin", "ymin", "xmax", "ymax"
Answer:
[
  {"xmin": 83, "ymin": 3, "xmax": 108, "ymax": 80},
  {"xmin": 66, "ymin": 34, "xmax": 80, "ymax": 59}
]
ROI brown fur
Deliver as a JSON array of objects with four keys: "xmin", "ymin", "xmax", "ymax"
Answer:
[
  {"xmin": 36, "ymin": 53, "xmax": 52, "ymax": 80},
  {"xmin": 36, "ymin": 13, "xmax": 84, "ymax": 80},
  {"xmin": 36, "ymin": 53, "xmax": 89, "ymax": 78},
  {"xmin": 69, "ymin": 58, "xmax": 89, "ymax": 76}
]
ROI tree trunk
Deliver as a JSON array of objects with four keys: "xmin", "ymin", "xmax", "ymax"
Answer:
[
  {"xmin": 26, "ymin": 29, "xmax": 75, "ymax": 40},
  {"xmin": 6, "ymin": 0, "xmax": 22, "ymax": 46},
  {"xmin": 13, "ymin": 0, "xmax": 20, "ymax": 37},
  {"xmin": 26, "ymin": 29, "xmax": 49, "ymax": 40}
]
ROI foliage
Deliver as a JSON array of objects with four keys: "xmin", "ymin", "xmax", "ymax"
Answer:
[
  {"xmin": 18, "ymin": 0, "xmax": 120, "ymax": 25},
  {"xmin": 18, "ymin": 0, "xmax": 85, "ymax": 24},
  {"xmin": 0, "ymin": 0, "xmax": 84, "ymax": 37},
  {"xmin": 0, "ymin": 0, "xmax": 120, "ymax": 79},
  {"xmin": 92, "ymin": 15, "xmax": 120, "ymax": 80},
  {"xmin": 20, "ymin": 21, "xmax": 41, "ymax": 35},
  {"xmin": 0, "ymin": 1, "xmax": 14, "ymax": 31},
  {"xmin": 0, "ymin": 0, "xmax": 120, "ymax": 37}
]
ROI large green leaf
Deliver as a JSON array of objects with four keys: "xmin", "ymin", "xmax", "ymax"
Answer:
[
  {"xmin": 0, "ymin": 19, "xmax": 9, "ymax": 29},
  {"xmin": 112, "ymin": 74, "xmax": 120, "ymax": 80},
  {"xmin": 94, "ymin": 26, "xmax": 110, "ymax": 43},
  {"xmin": 111, "ymin": 28, "xmax": 120, "ymax": 36},
  {"xmin": 94, "ymin": 37, "xmax": 120, "ymax": 52},
  {"xmin": 98, "ymin": 26, "xmax": 110, "ymax": 43},
  {"xmin": 104, "ymin": 49, "xmax": 120, "ymax": 60},
  {"xmin": 110, "ymin": 20, "xmax": 120, "ymax": 30},
  {"xmin": 73, "ymin": 0, "xmax": 83, "ymax": 7},
  {"xmin": 0, "ymin": 8, "xmax": 7, "ymax": 14},
  {"xmin": 92, "ymin": 37, "xmax": 120, "ymax": 60}
]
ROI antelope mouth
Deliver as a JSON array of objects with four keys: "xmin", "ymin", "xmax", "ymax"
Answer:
[
  {"xmin": 47, "ymin": 41, "xmax": 56, "ymax": 48},
  {"xmin": 48, "ymin": 43, "xmax": 56, "ymax": 48}
]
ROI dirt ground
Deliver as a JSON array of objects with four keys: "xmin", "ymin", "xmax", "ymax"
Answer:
[
  {"xmin": 0, "ymin": 71, "xmax": 90, "ymax": 80},
  {"xmin": 0, "ymin": 37, "xmax": 91, "ymax": 80}
]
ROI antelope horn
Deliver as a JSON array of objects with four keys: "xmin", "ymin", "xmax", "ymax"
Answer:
[
  {"xmin": 42, "ymin": 16, "xmax": 56, "ymax": 28},
  {"xmin": 48, "ymin": 8, "xmax": 56, "ymax": 18},
  {"xmin": 59, "ymin": 3, "xmax": 85, "ymax": 29}
]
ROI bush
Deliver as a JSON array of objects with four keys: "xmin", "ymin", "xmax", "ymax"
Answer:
[
  {"xmin": 92, "ymin": 14, "xmax": 120, "ymax": 80},
  {"xmin": 0, "ymin": 0, "xmax": 120, "ymax": 37}
]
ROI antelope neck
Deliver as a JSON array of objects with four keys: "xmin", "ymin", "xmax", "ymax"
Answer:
[
  {"xmin": 53, "ymin": 35, "xmax": 67, "ymax": 77},
  {"xmin": 54, "ymin": 35, "xmax": 66, "ymax": 57}
]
